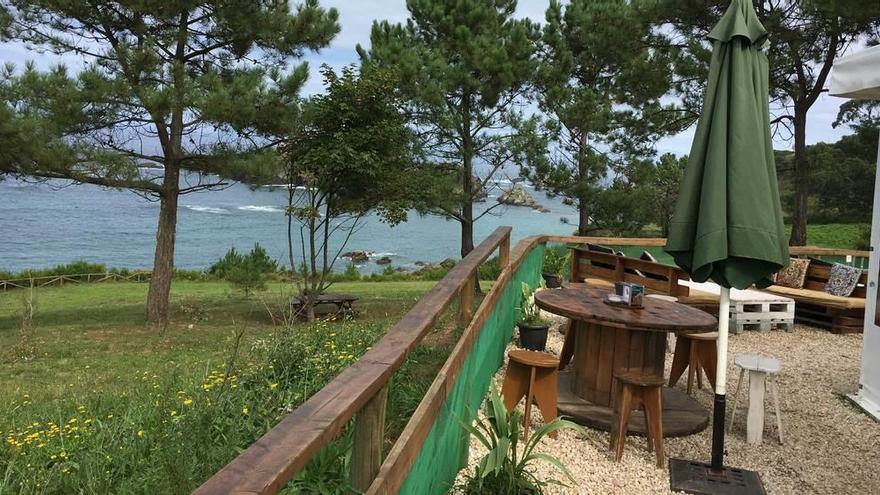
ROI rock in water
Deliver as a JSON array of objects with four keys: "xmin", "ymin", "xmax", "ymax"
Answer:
[
  {"xmin": 376, "ymin": 256, "xmax": 392, "ymax": 265},
  {"xmin": 497, "ymin": 185, "xmax": 544, "ymax": 210},
  {"xmin": 342, "ymin": 251, "xmax": 370, "ymax": 263}
]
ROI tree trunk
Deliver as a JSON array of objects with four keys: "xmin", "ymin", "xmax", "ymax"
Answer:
[
  {"xmin": 576, "ymin": 132, "xmax": 590, "ymax": 236},
  {"xmin": 146, "ymin": 163, "xmax": 180, "ymax": 325},
  {"xmin": 577, "ymin": 201, "xmax": 590, "ymax": 236},
  {"xmin": 789, "ymin": 108, "xmax": 808, "ymax": 246}
]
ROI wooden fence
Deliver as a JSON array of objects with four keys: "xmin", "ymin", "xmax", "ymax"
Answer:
[
  {"xmin": 0, "ymin": 271, "xmax": 152, "ymax": 291},
  {"xmin": 194, "ymin": 230, "xmax": 673, "ymax": 494}
]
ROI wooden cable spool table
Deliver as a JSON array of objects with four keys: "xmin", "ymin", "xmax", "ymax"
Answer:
[{"xmin": 534, "ymin": 286, "xmax": 718, "ymax": 437}]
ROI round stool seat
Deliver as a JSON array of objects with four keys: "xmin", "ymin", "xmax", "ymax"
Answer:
[
  {"xmin": 684, "ymin": 331, "xmax": 718, "ymax": 341},
  {"xmin": 509, "ymin": 349, "xmax": 559, "ymax": 369},
  {"xmin": 734, "ymin": 353, "xmax": 781, "ymax": 374},
  {"xmin": 614, "ymin": 370, "xmax": 666, "ymax": 387}
]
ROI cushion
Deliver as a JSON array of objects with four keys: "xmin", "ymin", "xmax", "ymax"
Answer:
[
  {"xmin": 762, "ymin": 285, "xmax": 865, "ymax": 310},
  {"xmin": 586, "ymin": 243, "xmax": 615, "ymax": 254},
  {"xmin": 824, "ymin": 263, "xmax": 863, "ymax": 297},
  {"xmin": 775, "ymin": 258, "xmax": 810, "ymax": 288}
]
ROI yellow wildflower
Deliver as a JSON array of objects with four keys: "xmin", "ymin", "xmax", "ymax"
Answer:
[{"xmin": 242, "ymin": 406, "xmax": 249, "ymax": 415}]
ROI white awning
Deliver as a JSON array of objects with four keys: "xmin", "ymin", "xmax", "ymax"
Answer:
[{"xmin": 829, "ymin": 45, "xmax": 880, "ymax": 100}]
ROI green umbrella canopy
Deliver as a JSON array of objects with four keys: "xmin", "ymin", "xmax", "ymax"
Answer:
[{"xmin": 665, "ymin": 0, "xmax": 788, "ymax": 290}]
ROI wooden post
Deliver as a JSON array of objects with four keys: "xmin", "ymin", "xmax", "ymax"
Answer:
[
  {"xmin": 499, "ymin": 234, "xmax": 510, "ymax": 268},
  {"xmin": 351, "ymin": 384, "xmax": 389, "ymax": 491},
  {"xmin": 569, "ymin": 248, "xmax": 579, "ymax": 283},
  {"xmin": 459, "ymin": 276, "xmax": 475, "ymax": 328}
]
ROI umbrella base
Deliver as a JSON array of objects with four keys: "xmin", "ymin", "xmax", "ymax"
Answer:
[{"xmin": 669, "ymin": 459, "xmax": 765, "ymax": 495}]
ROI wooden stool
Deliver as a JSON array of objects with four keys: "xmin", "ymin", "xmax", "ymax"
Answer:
[
  {"xmin": 727, "ymin": 354, "xmax": 783, "ymax": 445},
  {"xmin": 668, "ymin": 332, "xmax": 718, "ymax": 395},
  {"xmin": 610, "ymin": 371, "xmax": 665, "ymax": 467},
  {"xmin": 501, "ymin": 350, "xmax": 559, "ymax": 442}
]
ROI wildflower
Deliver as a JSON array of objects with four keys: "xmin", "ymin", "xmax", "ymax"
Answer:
[
  {"xmin": 183, "ymin": 399, "xmax": 193, "ymax": 406},
  {"xmin": 170, "ymin": 410, "xmax": 177, "ymax": 417},
  {"xmin": 270, "ymin": 383, "xmax": 278, "ymax": 390},
  {"xmin": 137, "ymin": 430, "xmax": 145, "ymax": 438},
  {"xmin": 242, "ymin": 406, "xmax": 249, "ymax": 415}
]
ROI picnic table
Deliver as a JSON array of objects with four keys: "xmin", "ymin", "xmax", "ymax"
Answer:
[
  {"xmin": 290, "ymin": 293, "xmax": 358, "ymax": 318},
  {"xmin": 534, "ymin": 286, "xmax": 717, "ymax": 437}
]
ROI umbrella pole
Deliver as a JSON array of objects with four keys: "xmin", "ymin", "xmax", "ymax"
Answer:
[{"xmin": 711, "ymin": 287, "xmax": 731, "ymax": 470}]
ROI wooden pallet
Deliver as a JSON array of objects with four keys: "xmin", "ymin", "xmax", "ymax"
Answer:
[
  {"xmin": 730, "ymin": 300, "xmax": 795, "ymax": 333},
  {"xmin": 794, "ymin": 302, "xmax": 864, "ymax": 334}
]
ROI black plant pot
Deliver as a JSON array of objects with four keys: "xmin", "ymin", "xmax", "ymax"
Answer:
[
  {"xmin": 542, "ymin": 272, "xmax": 562, "ymax": 289},
  {"xmin": 517, "ymin": 322, "xmax": 549, "ymax": 351}
]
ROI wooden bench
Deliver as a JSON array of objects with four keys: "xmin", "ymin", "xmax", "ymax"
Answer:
[
  {"xmin": 569, "ymin": 246, "xmax": 691, "ymax": 297},
  {"xmin": 761, "ymin": 263, "xmax": 867, "ymax": 334},
  {"xmin": 291, "ymin": 293, "xmax": 358, "ymax": 319}
]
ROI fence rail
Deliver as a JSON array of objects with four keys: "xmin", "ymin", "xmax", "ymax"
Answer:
[
  {"xmin": 0, "ymin": 271, "xmax": 152, "ymax": 291},
  {"xmin": 195, "ymin": 231, "xmax": 680, "ymax": 494}
]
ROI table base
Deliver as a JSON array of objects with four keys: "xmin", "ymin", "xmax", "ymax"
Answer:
[{"xmin": 557, "ymin": 371, "xmax": 710, "ymax": 437}]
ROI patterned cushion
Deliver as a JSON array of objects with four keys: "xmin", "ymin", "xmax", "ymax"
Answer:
[
  {"xmin": 824, "ymin": 263, "xmax": 863, "ymax": 297},
  {"xmin": 775, "ymin": 258, "xmax": 810, "ymax": 288}
]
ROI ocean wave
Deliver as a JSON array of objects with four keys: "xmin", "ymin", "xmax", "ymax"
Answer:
[
  {"xmin": 184, "ymin": 205, "xmax": 229, "ymax": 214},
  {"xmin": 371, "ymin": 252, "xmax": 397, "ymax": 258},
  {"xmin": 238, "ymin": 205, "xmax": 283, "ymax": 213},
  {"xmin": 261, "ymin": 184, "xmax": 309, "ymax": 190}
]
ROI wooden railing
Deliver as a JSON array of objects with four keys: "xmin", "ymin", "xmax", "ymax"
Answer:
[
  {"xmin": 195, "ymin": 230, "xmax": 673, "ymax": 494},
  {"xmin": 195, "ymin": 227, "xmax": 513, "ymax": 494},
  {"xmin": 0, "ymin": 271, "xmax": 152, "ymax": 291},
  {"xmin": 194, "ymin": 233, "xmax": 871, "ymax": 494}
]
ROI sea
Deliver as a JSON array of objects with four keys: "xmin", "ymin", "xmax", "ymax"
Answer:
[{"xmin": 1, "ymin": 172, "xmax": 578, "ymax": 274}]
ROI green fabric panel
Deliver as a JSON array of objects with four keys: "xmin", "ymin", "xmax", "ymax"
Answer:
[{"xmin": 398, "ymin": 245, "xmax": 545, "ymax": 495}]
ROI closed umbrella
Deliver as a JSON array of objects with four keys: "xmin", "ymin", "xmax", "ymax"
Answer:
[{"xmin": 665, "ymin": 0, "xmax": 788, "ymax": 491}]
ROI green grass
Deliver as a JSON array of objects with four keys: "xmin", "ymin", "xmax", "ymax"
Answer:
[
  {"xmin": 789, "ymin": 223, "xmax": 870, "ymax": 250},
  {"xmin": 0, "ymin": 280, "xmax": 453, "ymax": 493}
]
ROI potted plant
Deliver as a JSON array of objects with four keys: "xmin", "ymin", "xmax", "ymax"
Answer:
[
  {"xmin": 541, "ymin": 248, "xmax": 568, "ymax": 289},
  {"xmin": 517, "ymin": 283, "xmax": 550, "ymax": 351}
]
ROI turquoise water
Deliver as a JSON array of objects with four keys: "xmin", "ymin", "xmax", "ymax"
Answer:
[{"xmin": 1, "ymin": 173, "xmax": 579, "ymax": 273}]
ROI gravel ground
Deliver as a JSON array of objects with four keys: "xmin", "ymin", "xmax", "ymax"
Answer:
[{"xmin": 458, "ymin": 310, "xmax": 878, "ymax": 495}]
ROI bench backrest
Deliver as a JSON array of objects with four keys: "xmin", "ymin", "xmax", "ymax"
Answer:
[
  {"xmin": 569, "ymin": 247, "xmax": 690, "ymax": 297},
  {"xmin": 800, "ymin": 262, "xmax": 868, "ymax": 299}
]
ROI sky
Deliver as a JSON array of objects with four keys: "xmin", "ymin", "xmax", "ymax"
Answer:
[{"xmin": 0, "ymin": 0, "xmax": 858, "ymax": 157}]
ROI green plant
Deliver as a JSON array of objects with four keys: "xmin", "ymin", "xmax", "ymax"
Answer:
[
  {"xmin": 857, "ymin": 224, "xmax": 871, "ymax": 251},
  {"xmin": 517, "ymin": 283, "xmax": 547, "ymax": 326},
  {"xmin": 542, "ymin": 247, "xmax": 569, "ymax": 278},
  {"xmin": 209, "ymin": 244, "xmax": 278, "ymax": 296},
  {"xmin": 458, "ymin": 386, "xmax": 584, "ymax": 494}
]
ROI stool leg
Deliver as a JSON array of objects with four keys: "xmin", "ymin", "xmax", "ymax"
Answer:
[
  {"xmin": 699, "ymin": 340, "xmax": 717, "ymax": 391},
  {"xmin": 746, "ymin": 371, "xmax": 767, "ymax": 444},
  {"xmin": 559, "ymin": 320, "xmax": 575, "ymax": 369},
  {"xmin": 501, "ymin": 363, "xmax": 529, "ymax": 413},
  {"xmin": 644, "ymin": 386, "xmax": 664, "ymax": 468},
  {"xmin": 668, "ymin": 337, "xmax": 690, "ymax": 387},
  {"xmin": 687, "ymin": 344, "xmax": 697, "ymax": 395},
  {"xmin": 770, "ymin": 376, "xmax": 784, "ymax": 444},
  {"xmin": 522, "ymin": 367, "xmax": 537, "ymax": 443},
  {"xmin": 727, "ymin": 368, "xmax": 745, "ymax": 434},
  {"xmin": 613, "ymin": 385, "xmax": 634, "ymax": 462},
  {"xmin": 532, "ymin": 368, "xmax": 558, "ymax": 439}
]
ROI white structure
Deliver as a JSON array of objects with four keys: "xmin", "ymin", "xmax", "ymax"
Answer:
[{"xmin": 830, "ymin": 45, "xmax": 880, "ymax": 421}]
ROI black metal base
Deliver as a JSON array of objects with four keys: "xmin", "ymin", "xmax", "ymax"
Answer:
[{"xmin": 669, "ymin": 459, "xmax": 765, "ymax": 495}]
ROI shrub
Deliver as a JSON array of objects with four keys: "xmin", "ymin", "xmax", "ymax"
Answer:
[
  {"xmin": 857, "ymin": 224, "xmax": 871, "ymax": 251},
  {"xmin": 209, "ymin": 244, "xmax": 278, "ymax": 295}
]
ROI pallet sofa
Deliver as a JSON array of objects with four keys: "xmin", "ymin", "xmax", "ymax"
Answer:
[
  {"xmin": 569, "ymin": 245, "xmax": 867, "ymax": 334},
  {"xmin": 568, "ymin": 246, "xmax": 691, "ymax": 297},
  {"xmin": 761, "ymin": 262, "xmax": 867, "ymax": 334}
]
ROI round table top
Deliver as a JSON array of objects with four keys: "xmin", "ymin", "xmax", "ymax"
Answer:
[{"xmin": 534, "ymin": 286, "xmax": 717, "ymax": 333}]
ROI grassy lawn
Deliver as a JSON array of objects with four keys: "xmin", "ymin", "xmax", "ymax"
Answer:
[{"xmin": 0, "ymin": 280, "xmax": 452, "ymax": 493}]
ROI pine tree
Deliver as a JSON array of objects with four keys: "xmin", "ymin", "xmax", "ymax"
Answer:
[
  {"xmin": 527, "ymin": 0, "xmax": 686, "ymax": 236},
  {"xmin": 0, "ymin": 0, "xmax": 339, "ymax": 324},
  {"xmin": 659, "ymin": 0, "xmax": 880, "ymax": 245},
  {"xmin": 357, "ymin": 0, "xmax": 544, "ymax": 259}
]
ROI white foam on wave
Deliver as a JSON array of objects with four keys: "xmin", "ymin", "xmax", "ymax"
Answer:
[
  {"xmin": 238, "ymin": 205, "xmax": 283, "ymax": 213},
  {"xmin": 371, "ymin": 252, "xmax": 397, "ymax": 258},
  {"xmin": 184, "ymin": 205, "xmax": 229, "ymax": 214}
]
